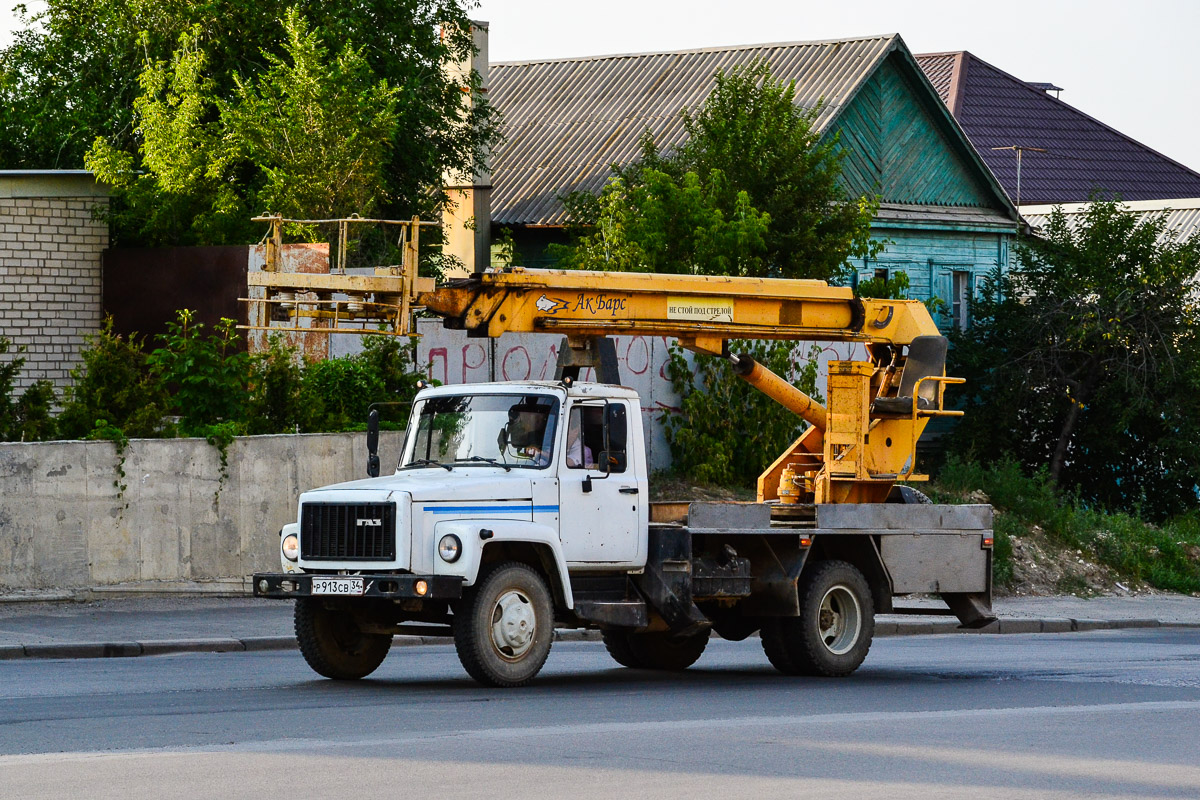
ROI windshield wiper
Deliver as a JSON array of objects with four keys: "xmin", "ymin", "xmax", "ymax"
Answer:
[
  {"xmin": 451, "ymin": 456, "xmax": 512, "ymax": 472},
  {"xmin": 405, "ymin": 458, "xmax": 452, "ymax": 471}
]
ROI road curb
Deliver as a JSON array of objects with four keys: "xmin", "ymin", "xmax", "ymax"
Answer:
[{"xmin": 0, "ymin": 618, "xmax": 1193, "ymax": 662}]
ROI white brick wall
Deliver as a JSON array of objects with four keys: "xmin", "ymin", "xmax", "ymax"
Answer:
[{"xmin": 0, "ymin": 189, "xmax": 108, "ymax": 392}]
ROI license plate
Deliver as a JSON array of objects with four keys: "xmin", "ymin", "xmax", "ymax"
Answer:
[{"xmin": 311, "ymin": 577, "xmax": 365, "ymax": 596}]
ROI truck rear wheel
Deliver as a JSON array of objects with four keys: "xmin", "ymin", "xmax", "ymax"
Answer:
[
  {"xmin": 454, "ymin": 562, "xmax": 554, "ymax": 688},
  {"xmin": 294, "ymin": 598, "xmax": 392, "ymax": 680},
  {"xmin": 601, "ymin": 629, "xmax": 708, "ymax": 670},
  {"xmin": 761, "ymin": 560, "xmax": 874, "ymax": 677},
  {"xmin": 601, "ymin": 629, "xmax": 645, "ymax": 668}
]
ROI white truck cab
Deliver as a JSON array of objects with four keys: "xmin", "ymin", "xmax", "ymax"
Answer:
[{"xmin": 278, "ymin": 381, "xmax": 647, "ymax": 587}]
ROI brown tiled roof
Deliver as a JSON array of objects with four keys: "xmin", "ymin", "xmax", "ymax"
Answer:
[
  {"xmin": 915, "ymin": 52, "xmax": 1200, "ymax": 205},
  {"xmin": 916, "ymin": 53, "xmax": 956, "ymax": 106}
]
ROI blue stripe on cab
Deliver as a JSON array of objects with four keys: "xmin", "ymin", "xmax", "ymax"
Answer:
[{"xmin": 427, "ymin": 504, "xmax": 560, "ymax": 515}]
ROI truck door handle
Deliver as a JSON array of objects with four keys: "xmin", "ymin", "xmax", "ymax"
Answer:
[{"xmin": 619, "ymin": 487, "xmax": 639, "ymax": 494}]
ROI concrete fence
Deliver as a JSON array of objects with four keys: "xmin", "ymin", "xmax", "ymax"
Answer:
[{"xmin": 0, "ymin": 431, "xmax": 403, "ymax": 591}]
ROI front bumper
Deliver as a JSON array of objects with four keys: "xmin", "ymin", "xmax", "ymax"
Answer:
[{"xmin": 253, "ymin": 572, "xmax": 464, "ymax": 600}]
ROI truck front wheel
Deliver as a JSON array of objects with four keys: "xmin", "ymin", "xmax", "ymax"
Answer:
[
  {"xmin": 761, "ymin": 560, "xmax": 874, "ymax": 677},
  {"xmin": 294, "ymin": 598, "xmax": 392, "ymax": 680},
  {"xmin": 454, "ymin": 562, "xmax": 554, "ymax": 688}
]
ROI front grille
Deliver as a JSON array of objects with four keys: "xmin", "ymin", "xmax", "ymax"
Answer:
[{"xmin": 300, "ymin": 502, "xmax": 396, "ymax": 561}]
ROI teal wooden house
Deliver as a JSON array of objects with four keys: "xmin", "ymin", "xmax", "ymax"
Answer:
[{"xmin": 487, "ymin": 34, "xmax": 1020, "ymax": 331}]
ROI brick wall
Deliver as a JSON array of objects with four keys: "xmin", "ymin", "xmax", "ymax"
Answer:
[{"xmin": 0, "ymin": 172, "xmax": 109, "ymax": 392}]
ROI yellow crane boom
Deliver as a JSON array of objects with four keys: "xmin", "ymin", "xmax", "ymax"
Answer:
[{"xmin": 243, "ymin": 216, "xmax": 962, "ymax": 505}]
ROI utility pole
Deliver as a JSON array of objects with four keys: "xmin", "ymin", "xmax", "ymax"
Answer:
[{"xmin": 991, "ymin": 145, "xmax": 1048, "ymax": 209}]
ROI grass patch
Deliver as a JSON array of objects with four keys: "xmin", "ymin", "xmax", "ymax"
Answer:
[{"xmin": 928, "ymin": 456, "xmax": 1200, "ymax": 594}]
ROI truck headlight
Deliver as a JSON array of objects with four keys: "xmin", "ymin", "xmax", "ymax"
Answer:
[
  {"xmin": 282, "ymin": 533, "xmax": 300, "ymax": 562},
  {"xmin": 438, "ymin": 534, "xmax": 462, "ymax": 563}
]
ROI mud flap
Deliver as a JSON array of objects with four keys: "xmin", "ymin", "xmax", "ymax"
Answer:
[
  {"xmin": 634, "ymin": 527, "xmax": 710, "ymax": 638},
  {"xmin": 941, "ymin": 591, "xmax": 997, "ymax": 629}
]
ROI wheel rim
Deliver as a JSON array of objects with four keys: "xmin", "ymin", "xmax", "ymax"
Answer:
[
  {"xmin": 817, "ymin": 584, "xmax": 861, "ymax": 655},
  {"xmin": 490, "ymin": 588, "xmax": 537, "ymax": 661}
]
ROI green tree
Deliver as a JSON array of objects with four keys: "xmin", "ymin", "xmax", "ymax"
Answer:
[
  {"xmin": 221, "ymin": 9, "xmax": 400, "ymax": 221},
  {"xmin": 558, "ymin": 168, "xmax": 771, "ymax": 275},
  {"xmin": 85, "ymin": 29, "xmax": 246, "ymax": 245},
  {"xmin": 559, "ymin": 60, "xmax": 879, "ymax": 281},
  {"xmin": 4, "ymin": 0, "xmax": 498, "ymax": 244},
  {"xmin": 664, "ymin": 340, "xmax": 822, "ymax": 487},
  {"xmin": 672, "ymin": 60, "xmax": 879, "ymax": 281},
  {"xmin": 87, "ymin": 11, "xmax": 405, "ymax": 243},
  {"xmin": 949, "ymin": 200, "xmax": 1200, "ymax": 520}
]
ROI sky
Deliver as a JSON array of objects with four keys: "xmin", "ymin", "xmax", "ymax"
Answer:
[
  {"xmin": 470, "ymin": 0, "xmax": 1200, "ymax": 173},
  {"xmin": 3, "ymin": 0, "xmax": 1198, "ymax": 172}
]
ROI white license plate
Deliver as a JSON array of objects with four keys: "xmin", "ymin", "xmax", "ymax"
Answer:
[{"xmin": 311, "ymin": 577, "xmax": 365, "ymax": 596}]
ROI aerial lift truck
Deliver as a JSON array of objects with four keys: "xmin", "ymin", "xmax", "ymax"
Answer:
[{"xmin": 246, "ymin": 216, "xmax": 995, "ymax": 687}]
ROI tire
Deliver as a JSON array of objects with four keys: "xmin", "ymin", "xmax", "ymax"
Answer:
[
  {"xmin": 294, "ymin": 598, "xmax": 392, "ymax": 680},
  {"xmin": 626, "ymin": 630, "xmax": 709, "ymax": 671},
  {"xmin": 761, "ymin": 560, "xmax": 874, "ymax": 677},
  {"xmin": 760, "ymin": 617, "xmax": 799, "ymax": 674},
  {"xmin": 454, "ymin": 562, "xmax": 554, "ymax": 688},
  {"xmin": 888, "ymin": 485, "xmax": 932, "ymax": 504},
  {"xmin": 710, "ymin": 614, "xmax": 761, "ymax": 642},
  {"xmin": 601, "ymin": 629, "xmax": 646, "ymax": 668}
]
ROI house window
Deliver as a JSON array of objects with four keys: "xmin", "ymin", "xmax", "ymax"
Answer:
[
  {"xmin": 952, "ymin": 271, "xmax": 971, "ymax": 330},
  {"xmin": 874, "ymin": 268, "xmax": 889, "ymax": 283}
]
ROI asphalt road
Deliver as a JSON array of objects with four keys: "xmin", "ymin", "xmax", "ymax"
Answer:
[{"xmin": 2, "ymin": 630, "xmax": 1199, "ymax": 799}]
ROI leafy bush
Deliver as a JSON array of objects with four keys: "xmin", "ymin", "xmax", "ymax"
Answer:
[
  {"xmin": 302, "ymin": 356, "xmax": 385, "ymax": 432},
  {"xmin": 1064, "ymin": 511, "xmax": 1200, "ymax": 595},
  {"xmin": 242, "ymin": 333, "xmax": 422, "ymax": 435},
  {"xmin": 351, "ymin": 335, "xmax": 425, "ymax": 429},
  {"xmin": 245, "ymin": 335, "xmax": 312, "ymax": 435},
  {"xmin": 147, "ymin": 311, "xmax": 249, "ymax": 435},
  {"xmin": 57, "ymin": 319, "xmax": 168, "ymax": 440},
  {"xmin": 52, "ymin": 310, "xmax": 427, "ymax": 443},
  {"xmin": 0, "ymin": 336, "xmax": 57, "ymax": 442},
  {"xmin": 934, "ymin": 456, "xmax": 1071, "ymax": 535},
  {"xmin": 662, "ymin": 340, "xmax": 821, "ymax": 486}
]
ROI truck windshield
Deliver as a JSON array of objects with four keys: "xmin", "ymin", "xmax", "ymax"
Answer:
[{"xmin": 401, "ymin": 393, "xmax": 560, "ymax": 470}]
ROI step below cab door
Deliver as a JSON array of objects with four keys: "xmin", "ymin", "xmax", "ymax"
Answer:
[{"xmin": 557, "ymin": 400, "xmax": 641, "ymax": 563}]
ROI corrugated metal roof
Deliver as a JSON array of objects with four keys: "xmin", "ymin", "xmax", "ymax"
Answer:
[
  {"xmin": 489, "ymin": 35, "xmax": 901, "ymax": 226},
  {"xmin": 1022, "ymin": 198, "xmax": 1200, "ymax": 243},
  {"xmin": 915, "ymin": 52, "xmax": 1200, "ymax": 205}
]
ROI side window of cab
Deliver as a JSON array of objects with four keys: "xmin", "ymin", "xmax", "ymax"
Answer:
[{"xmin": 564, "ymin": 406, "xmax": 602, "ymax": 470}]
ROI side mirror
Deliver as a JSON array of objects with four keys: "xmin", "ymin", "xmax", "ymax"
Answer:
[
  {"xmin": 366, "ymin": 408, "xmax": 381, "ymax": 478},
  {"xmin": 596, "ymin": 450, "xmax": 627, "ymax": 474},
  {"xmin": 602, "ymin": 403, "xmax": 627, "ymax": 475}
]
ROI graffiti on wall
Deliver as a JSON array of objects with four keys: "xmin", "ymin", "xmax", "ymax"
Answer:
[{"xmin": 415, "ymin": 320, "xmax": 680, "ymax": 470}]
